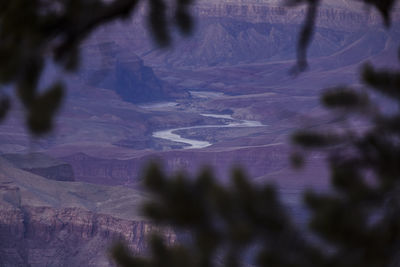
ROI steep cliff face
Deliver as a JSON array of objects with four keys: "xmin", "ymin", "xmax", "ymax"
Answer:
[
  {"xmin": 0, "ymin": 205, "xmax": 175, "ymax": 267},
  {"xmin": 151, "ymin": 4, "xmax": 395, "ymax": 68},
  {"xmin": 194, "ymin": 0, "xmax": 387, "ymax": 28},
  {"xmin": 82, "ymin": 0, "xmax": 399, "ymax": 71},
  {"xmin": 61, "ymin": 144, "xmax": 289, "ymax": 185},
  {"xmin": 0, "ymin": 159, "xmax": 175, "ymax": 266},
  {"xmin": 60, "ymin": 153, "xmax": 148, "ymax": 185}
]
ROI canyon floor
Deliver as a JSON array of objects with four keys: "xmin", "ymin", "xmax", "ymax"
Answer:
[{"xmin": 1, "ymin": 0, "xmax": 400, "ymax": 265}]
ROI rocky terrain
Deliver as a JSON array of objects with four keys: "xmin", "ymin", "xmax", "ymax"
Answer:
[
  {"xmin": 79, "ymin": 43, "xmax": 189, "ymax": 104},
  {"xmin": 1, "ymin": 153, "xmax": 75, "ymax": 182},
  {"xmin": 1, "ymin": 0, "xmax": 400, "ymax": 265},
  {"xmin": 93, "ymin": 0, "xmax": 399, "ymax": 68},
  {"xmin": 0, "ymin": 157, "xmax": 177, "ymax": 266}
]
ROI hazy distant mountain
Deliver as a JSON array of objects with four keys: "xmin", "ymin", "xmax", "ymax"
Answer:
[{"xmin": 87, "ymin": 0, "xmax": 399, "ymax": 71}]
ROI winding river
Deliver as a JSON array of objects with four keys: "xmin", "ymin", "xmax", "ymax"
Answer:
[{"xmin": 152, "ymin": 113, "xmax": 265, "ymax": 149}]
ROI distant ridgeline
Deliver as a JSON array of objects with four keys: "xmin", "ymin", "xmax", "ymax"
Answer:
[
  {"xmin": 193, "ymin": 0, "xmax": 400, "ymax": 29},
  {"xmin": 82, "ymin": 0, "xmax": 399, "ymax": 71}
]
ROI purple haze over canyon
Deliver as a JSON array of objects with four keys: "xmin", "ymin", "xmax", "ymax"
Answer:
[{"xmin": 0, "ymin": 0, "xmax": 399, "ymax": 265}]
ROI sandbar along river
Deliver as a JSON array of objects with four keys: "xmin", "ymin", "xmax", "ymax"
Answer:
[{"xmin": 152, "ymin": 113, "xmax": 264, "ymax": 149}]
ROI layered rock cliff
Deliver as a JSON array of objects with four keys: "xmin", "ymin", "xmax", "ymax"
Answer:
[
  {"xmin": 1, "ymin": 2, "xmax": 398, "ymax": 264},
  {"xmin": 110, "ymin": 0, "xmax": 398, "ymax": 68},
  {"xmin": 60, "ymin": 144, "xmax": 289, "ymax": 185},
  {"xmin": 0, "ymin": 158, "xmax": 175, "ymax": 266},
  {"xmin": 0, "ymin": 205, "xmax": 175, "ymax": 267},
  {"xmin": 194, "ymin": 0, "xmax": 392, "ymax": 29}
]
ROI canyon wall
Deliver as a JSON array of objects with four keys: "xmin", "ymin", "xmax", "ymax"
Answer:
[
  {"xmin": 109, "ymin": 0, "xmax": 399, "ymax": 68},
  {"xmin": 1, "ymin": 1, "xmax": 399, "ymax": 265},
  {"xmin": 61, "ymin": 144, "xmax": 289, "ymax": 185},
  {"xmin": 195, "ymin": 2, "xmax": 375, "ymax": 28},
  {"xmin": 0, "ymin": 159, "xmax": 175, "ymax": 266},
  {"xmin": 0, "ymin": 204, "xmax": 175, "ymax": 267}
]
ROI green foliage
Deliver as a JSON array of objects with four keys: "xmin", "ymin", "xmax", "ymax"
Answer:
[
  {"xmin": 27, "ymin": 82, "xmax": 64, "ymax": 135},
  {"xmin": 292, "ymin": 130, "xmax": 340, "ymax": 148},
  {"xmin": 112, "ymin": 1, "xmax": 400, "ymax": 266},
  {"xmin": 112, "ymin": 58, "xmax": 400, "ymax": 267},
  {"xmin": 0, "ymin": 0, "xmax": 194, "ymax": 135},
  {"xmin": 1, "ymin": 0, "xmax": 395, "ymax": 134},
  {"xmin": 321, "ymin": 87, "xmax": 370, "ymax": 110},
  {"xmin": 292, "ymin": 57, "xmax": 400, "ymax": 267},
  {"xmin": 112, "ymin": 164, "xmax": 325, "ymax": 267},
  {"xmin": 288, "ymin": 0, "xmax": 396, "ymax": 74},
  {"xmin": 1, "ymin": 0, "xmax": 399, "ymax": 265},
  {"xmin": 1, "ymin": 0, "xmax": 394, "ymax": 134}
]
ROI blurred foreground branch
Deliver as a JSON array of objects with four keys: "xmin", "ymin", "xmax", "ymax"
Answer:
[
  {"xmin": 112, "ymin": 0, "xmax": 400, "ymax": 266},
  {"xmin": 112, "ymin": 52, "xmax": 400, "ymax": 267},
  {"xmin": 0, "ymin": 0, "xmax": 194, "ymax": 135}
]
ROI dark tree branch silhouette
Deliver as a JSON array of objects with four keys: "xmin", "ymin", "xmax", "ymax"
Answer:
[
  {"xmin": 112, "ymin": 52, "xmax": 400, "ymax": 267},
  {"xmin": 1, "ymin": 0, "xmax": 392, "ymax": 135},
  {"xmin": 0, "ymin": 0, "xmax": 194, "ymax": 135},
  {"xmin": 109, "ymin": 1, "xmax": 400, "ymax": 266},
  {"xmin": 0, "ymin": 1, "xmax": 399, "ymax": 266}
]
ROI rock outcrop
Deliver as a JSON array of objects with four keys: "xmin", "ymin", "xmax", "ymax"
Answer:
[
  {"xmin": 1, "ymin": 153, "xmax": 75, "ymax": 182},
  {"xmin": 0, "ymin": 158, "xmax": 175, "ymax": 266},
  {"xmin": 0, "ymin": 205, "xmax": 175, "ymax": 267},
  {"xmin": 60, "ymin": 144, "xmax": 289, "ymax": 185},
  {"xmin": 102, "ymin": 0, "xmax": 396, "ymax": 69},
  {"xmin": 79, "ymin": 42, "xmax": 187, "ymax": 103},
  {"xmin": 194, "ymin": 0, "xmax": 390, "ymax": 29}
]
